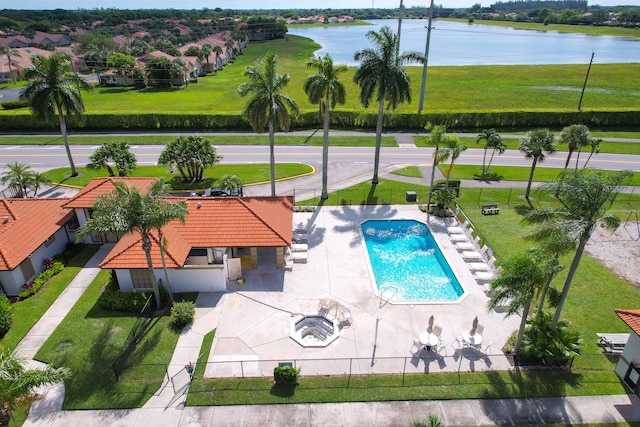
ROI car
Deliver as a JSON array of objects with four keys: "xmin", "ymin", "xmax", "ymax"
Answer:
[{"xmin": 208, "ymin": 187, "xmax": 229, "ymax": 197}]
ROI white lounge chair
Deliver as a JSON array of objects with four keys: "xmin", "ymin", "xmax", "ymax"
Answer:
[
  {"xmin": 468, "ymin": 262, "xmax": 491, "ymax": 271},
  {"xmin": 447, "ymin": 226, "xmax": 465, "ymax": 235},
  {"xmin": 462, "ymin": 251, "xmax": 484, "ymax": 261},
  {"xmin": 450, "ymin": 234, "xmax": 470, "ymax": 242},
  {"xmin": 455, "ymin": 242, "xmax": 476, "ymax": 252}
]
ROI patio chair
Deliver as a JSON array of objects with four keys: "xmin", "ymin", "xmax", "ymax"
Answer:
[
  {"xmin": 452, "ymin": 335, "xmax": 466, "ymax": 350},
  {"xmin": 412, "ymin": 339, "xmax": 424, "ymax": 355},
  {"xmin": 480, "ymin": 340, "xmax": 493, "ymax": 354},
  {"xmin": 432, "ymin": 325, "xmax": 443, "ymax": 344},
  {"xmin": 475, "ymin": 324, "xmax": 485, "ymax": 336}
]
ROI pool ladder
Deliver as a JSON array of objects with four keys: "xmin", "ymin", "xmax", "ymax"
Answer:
[{"xmin": 379, "ymin": 285, "xmax": 398, "ymax": 308}]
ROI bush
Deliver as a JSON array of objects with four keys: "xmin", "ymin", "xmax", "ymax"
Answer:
[
  {"xmin": 1, "ymin": 99, "xmax": 30, "ymax": 110},
  {"xmin": 171, "ymin": 300, "xmax": 195, "ymax": 328},
  {"xmin": 273, "ymin": 365, "xmax": 300, "ymax": 386},
  {"xmin": 18, "ymin": 261, "xmax": 64, "ymax": 299},
  {"xmin": 0, "ymin": 295, "xmax": 13, "ymax": 336},
  {"xmin": 97, "ymin": 279, "xmax": 154, "ymax": 313}
]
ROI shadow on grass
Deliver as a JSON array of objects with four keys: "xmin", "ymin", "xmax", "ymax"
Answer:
[
  {"xmin": 165, "ymin": 175, "xmax": 216, "ymax": 192},
  {"xmin": 474, "ymin": 172, "xmax": 504, "ymax": 181},
  {"xmin": 269, "ymin": 384, "xmax": 296, "ymax": 398}
]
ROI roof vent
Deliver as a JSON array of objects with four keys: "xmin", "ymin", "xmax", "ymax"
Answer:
[
  {"xmin": 3, "ymin": 216, "xmax": 8, "ymax": 223},
  {"xmin": 197, "ymin": 202, "xmax": 202, "ymax": 209}
]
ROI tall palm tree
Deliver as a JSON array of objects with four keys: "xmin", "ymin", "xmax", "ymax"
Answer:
[
  {"xmin": 581, "ymin": 138, "xmax": 602, "ymax": 169},
  {"xmin": 0, "ymin": 350, "xmax": 70, "ymax": 427},
  {"xmin": 29, "ymin": 171, "xmax": 50, "ymax": 197},
  {"xmin": 440, "ymin": 135, "xmax": 467, "ymax": 189},
  {"xmin": 524, "ymin": 168, "xmax": 633, "ymax": 328},
  {"xmin": 200, "ymin": 43, "xmax": 212, "ymax": 70},
  {"xmin": 0, "ymin": 45, "xmax": 20, "ymax": 84},
  {"xmin": 238, "ymin": 51, "xmax": 298, "ymax": 196},
  {"xmin": 303, "ymin": 54, "xmax": 348, "ymax": 200},
  {"xmin": 0, "ymin": 162, "xmax": 33, "ymax": 198},
  {"xmin": 559, "ymin": 124, "xmax": 590, "ymax": 170},
  {"xmin": 487, "ymin": 252, "xmax": 562, "ymax": 354},
  {"xmin": 353, "ymin": 25, "xmax": 423, "ymax": 184},
  {"xmin": 212, "ymin": 45, "xmax": 223, "ymax": 71},
  {"xmin": 426, "ymin": 125, "xmax": 447, "ymax": 214},
  {"xmin": 77, "ymin": 179, "xmax": 188, "ymax": 309},
  {"xmin": 518, "ymin": 128, "xmax": 556, "ymax": 201},
  {"xmin": 476, "ymin": 129, "xmax": 505, "ymax": 174},
  {"xmin": 21, "ymin": 52, "xmax": 92, "ymax": 178},
  {"xmin": 224, "ymin": 39, "xmax": 235, "ymax": 62}
]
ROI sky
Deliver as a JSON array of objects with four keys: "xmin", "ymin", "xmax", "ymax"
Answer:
[{"xmin": 4, "ymin": 0, "xmax": 640, "ymax": 9}]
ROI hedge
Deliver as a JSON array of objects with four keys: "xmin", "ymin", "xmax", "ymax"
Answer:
[
  {"xmin": 0, "ymin": 295, "xmax": 12, "ymax": 337},
  {"xmin": 18, "ymin": 261, "xmax": 64, "ymax": 299},
  {"xmin": 1, "ymin": 99, "xmax": 30, "ymax": 110},
  {"xmin": 1, "ymin": 110, "xmax": 639, "ymax": 132}
]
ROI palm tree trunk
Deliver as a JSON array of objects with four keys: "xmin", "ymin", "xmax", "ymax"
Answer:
[
  {"xmin": 57, "ymin": 104, "xmax": 78, "ymax": 177},
  {"xmin": 7, "ymin": 56, "xmax": 16, "ymax": 84},
  {"xmin": 583, "ymin": 149, "xmax": 596, "ymax": 169},
  {"xmin": 552, "ymin": 238, "xmax": 588, "ymax": 329},
  {"xmin": 482, "ymin": 146, "xmax": 488, "ymax": 173},
  {"xmin": 537, "ymin": 253, "xmax": 559, "ymax": 316},
  {"xmin": 514, "ymin": 296, "xmax": 532, "ymax": 354},
  {"xmin": 525, "ymin": 157, "xmax": 538, "ymax": 200},
  {"xmin": 445, "ymin": 158, "xmax": 454, "ymax": 189},
  {"xmin": 268, "ymin": 119, "xmax": 276, "ymax": 196},
  {"xmin": 157, "ymin": 229, "xmax": 174, "ymax": 304},
  {"xmin": 371, "ymin": 97, "xmax": 385, "ymax": 185},
  {"xmin": 427, "ymin": 144, "xmax": 439, "ymax": 219},
  {"xmin": 563, "ymin": 150, "xmax": 573, "ymax": 170},
  {"xmin": 487, "ymin": 148, "xmax": 497, "ymax": 171},
  {"xmin": 141, "ymin": 234, "xmax": 161, "ymax": 311},
  {"xmin": 321, "ymin": 94, "xmax": 330, "ymax": 200},
  {"xmin": 574, "ymin": 148, "xmax": 582, "ymax": 169}
]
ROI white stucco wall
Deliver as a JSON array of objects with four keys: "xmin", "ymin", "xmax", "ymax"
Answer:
[
  {"xmin": 115, "ymin": 265, "xmax": 227, "ymax": 294},
  {"xmin": 75, "ymin": 208, "xmax": 93, "ymax": 244},
  {"xmin": 0, "ymin": 227, "xmax": 71, "ymax": 296},
  {"xmin": 615, "ymin": 332, "xmax": 640, "ymax": 382}
]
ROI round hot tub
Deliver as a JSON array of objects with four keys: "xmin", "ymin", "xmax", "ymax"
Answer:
[{"xmin": 290, "ymin": 314, "xmax": 339, "ymax": 348}]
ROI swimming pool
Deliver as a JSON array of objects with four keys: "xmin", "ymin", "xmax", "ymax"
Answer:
[{"xmin": 362, "ymin": 219, "xmax": 466, "ymax": 303}]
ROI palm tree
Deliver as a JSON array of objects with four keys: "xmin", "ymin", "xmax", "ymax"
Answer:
[
  {"xmin": 426, "ymin": 125, "xmax": 447, "ymax": 213},
  {"xmin": 487, "ymin": 252, "xmax": 562, "ymax": 354},
  {"xmin": 518, "ymin": 128, "xmax": 556, "ymax": 201},
  {"xmin": 212, "ymin": 45, "xmax": 223, "ymax": 71},
  {"xmin": 353, "ymin": 25, "xmax": 423, "ymax": 185},
  {"xmin": 524, "ymin": 168, "xmax": 633, "ymax": 328},
  {"xmin": 77, "ymin": 179, "xmax": 188, "ymax": 309},
  {"xmin": 0, "ymin": 350, "xmax": 70, "ymax": 427},
  {"xmin": 225, "ymin": 39, "xmax": 235, "ymax": 62},
  {"xmin": 0, "ymin": 45, "xmax": 20, "ymax": 84},
  {"xmin": 21, "ymin": 52, "xmax": 92, "ymax": 178},
  {"xmin": 559, "ymin": 124, "xmax": 590, "ymax": 170},
  {"xmin": 200, "ymin": 43, "xmax": 212, "ymax": 70},
  {"xmin": 440, "ymin": 135, "xmax": 467, "ymax": 189},
  {"xmin": 0, "ymin": 162, "xmax": 33, "ymax": 198},
  {"xmin": 238, "ymin": 51, "xmax": 298, "ymax": 196},
  {"xmin": 218, "ymin": 174, "xmax": 243, "ymax": 195},
  {"xmin": 581, "ymin": 138, "xmax": 602, "ymax": 169},
  {"xmin": 29, "ymin": 171, "xmax": 50, "ymax": 197},
  {"xmin": 476, "ymin": 129, "xmax": 505, "ymax": 174},
  {"xmin": 87, "ymin": 141, "xmax": 137, "ymax": 177},
  {"xmin": 303, "ymin": 54, "xmax": 348, "ymax": 200}
]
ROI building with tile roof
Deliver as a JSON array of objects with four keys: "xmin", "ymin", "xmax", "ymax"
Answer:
[
  {"xmin": 0, "ymin": 198, "xmax": 77, "ymax": 296},
  {"xmin": 614, "ymin": 309, "xmax": 640, "ymax": 395},
  {"xmin": 101, "ymin": 196, "xmax": 294, "ymax": 293}
]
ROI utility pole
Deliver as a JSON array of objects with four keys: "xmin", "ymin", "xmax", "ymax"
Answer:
[
  {"xmin": 418, "ymin": 0, "xmax": 435, "ymax": 112},
  {"xmin": 396, "ymin": 0, "xmax": 404, "ymax": 58},
  {"xmin": 578, "ymin": 50, "xmax": 595, "ymax": 112}
]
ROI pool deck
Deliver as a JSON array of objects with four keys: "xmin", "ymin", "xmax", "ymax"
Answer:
[{"xmin": 205, "ymin": 204, "xmax": 518, "ymax": 378}]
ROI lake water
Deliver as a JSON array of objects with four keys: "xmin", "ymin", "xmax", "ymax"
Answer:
[{"xmin": 287, "ymin": 19, "xmax": 640, "ymax": 66}]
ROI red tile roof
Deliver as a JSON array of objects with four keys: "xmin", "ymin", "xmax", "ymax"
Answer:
[
  {"xmin": 63, "ymin": 177, "xmax": 158, "ymax": 209},
  {"xmin": 615, "ymin": 309, "xmax": 640, "ymax": 336},
  {"xmin": 0, "ymin": 198, "xmax": 74, "ymax": 270},
  {"xmin": 100, "ymin": 196, "xmax": 294, "ymax": 269}
]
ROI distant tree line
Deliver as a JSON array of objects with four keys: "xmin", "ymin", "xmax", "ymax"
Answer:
[{"xmin": 492, "ymin": 0, "xmax": 588, "ymax": 12}]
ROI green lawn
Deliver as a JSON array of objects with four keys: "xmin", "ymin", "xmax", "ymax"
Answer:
[
  {"xmin": 0, "ymin": 134, "xmax": 396, "ymax": 147},
  {"xmin": 390, "ymin": 166, "xmax": 423, "ymax": 178},
  {"xmin": 442, "ymin": 17, "xmax": 640, "ymax": 39},
  {"xmin": 2, "ymin": 36, "xmax": 639, "ymax": 118},
  {"xmin": 44, "ymin": 163, "xmax": 314, "ymax": 190},
  {"xmin": 298, "ymin": 178, "xmax": 429, "ymax": 206},
  {"xmin": 0, "ymin": 245, "xmax": 100, "ymax": 353},
  {"xmin": 34, "ymin": 269, "xmax": 182, "ymax": 409}
]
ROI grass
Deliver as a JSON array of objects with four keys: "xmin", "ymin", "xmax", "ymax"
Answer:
[
  {"xmin": 34, "ymin": 269, "xmax": 182, "ymax": 409},
  {"xmin": 2, "ymin": 36, "xmax": 639, "ymax": 118},
  {"xmin": 0, "ymin": 134, "xmax": 397, "ymax": 147},
  {"xmin": 390, "ymin": 166, "xmax": 423, "ymax": 178},
  {"xmin": 442, "ymin": 17, "xmax": 640, "ymax": 39},
  {"xmin": 440, "ymin": 164, "xmax": 640, "ymax": 186},
  {"xmin": 298, "ymin": 178, "xmax": 430, "ymax": 206},
  {"xmin": 0, "ymin": 245, "xmax": 100, "ymax": 353},
  {"xmin": 44, "ymin": 163, "xmax": 314, "ymax": 190}
]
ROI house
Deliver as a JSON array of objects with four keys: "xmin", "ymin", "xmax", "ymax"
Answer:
[
  {"xmin": 0, "ymin": 35, "xmax": 30, "ymax": 49},
  {"xmin": 0, "ymin": 198, "xmax": 78, "ymax": 296},
  {"xmin": 614, "ymin": 309, "xmax": 640, "ymax": 396},
  {"xmin": 138, "ymin": 50, "xmax": 189, "ymax": 86},
  {"xmin": 100, "ymin": 196, "xmax": 294, "ymax": 293},
  {"xmin": 0, "ymin": 47, "xmax": 52, "ymax": 84},
  {"xmin": 31, "ymin": 32, "xmax": 72, "ymax": 47},
  {"xmin": 63, "ymin": 177, "xmax": 158, "ymax": 244}
]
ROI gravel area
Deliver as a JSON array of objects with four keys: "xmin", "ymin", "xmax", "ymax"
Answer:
[{"xmin": 586, "ymin": 221, "xmax": 640, "ymax": 290}]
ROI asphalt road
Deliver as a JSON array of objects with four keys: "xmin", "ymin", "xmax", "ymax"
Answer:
[{"xmin": 1, "ymin": 143, "xmax": 640, "ymax": 173}]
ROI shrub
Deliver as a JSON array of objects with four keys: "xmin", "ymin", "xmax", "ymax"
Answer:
[
  {"xmin": 273, "ymin": 365, "xmax": 300, "ymax": 387},
  {"xmin": 54, "ymin": 242, "xmax": 86, "ymax": 264},
  {"xmin": 171, "ymin": 300, "xmax": 195, "ymax": 328},
  {"xmin": 43, "ymin": 258, "xmax": 55, "ymax": 269},
  {"xmin": 18, "ymin": 261, "xmax": 64, "ymax": 299},
  {"xmin": 0, "ymin": 295, "xmax": 13, "ymax": 336},
  {"xmin": 1, "ymin": 99, "xmax": 30, "ymax": 110},
  {"xmin": 97, "ymin": 279, "xmax": 154, "ymax": 313}
]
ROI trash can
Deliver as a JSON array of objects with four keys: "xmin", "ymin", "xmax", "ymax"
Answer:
[{"xmin": 405, "ymin": 191, "xmax": 417, "ymax": 202}]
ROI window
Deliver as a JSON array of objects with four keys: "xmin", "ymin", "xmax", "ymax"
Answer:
[
  {"xmin": 624, "ymin": 363, "xmax": 640, "ymax": 394},
  {"xmin": 130, "ymin": 269, "xmax": 154, "ymax": 290},
  {"xmin": 44, "ymin": 234, "xmax": 56, "ymax": 247},
  {"xmin": 19, "ymin": 258, "xmax": 35, "ymax": 282}
]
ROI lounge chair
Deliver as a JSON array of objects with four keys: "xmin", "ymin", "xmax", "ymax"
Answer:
[
  {"xmin": 455, "ymin": 241, "xmax": 476, "ymax": 252},
  {"xmin": 450, "ymin": 234, "xmax": 470, "ymax": 242},
  {"xmin": 462, "ymin": 251, "xmax": 484, "ymax": 261},
  {"xmin": 447, "ymin": 226, "xmax": 465, "ymax": 235},
  {"xmin": 468, "ymin": 262, "xmax": 491, "ymax": 271}
]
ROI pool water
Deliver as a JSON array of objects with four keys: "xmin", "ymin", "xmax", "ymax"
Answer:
[{"xmin": 362, "ymin": 220, "xmax": 465, "ymax": 302}]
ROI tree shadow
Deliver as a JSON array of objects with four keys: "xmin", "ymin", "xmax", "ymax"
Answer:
[
  {"xmin": 165, "ymin": 175, "xmax": 216, "ymax": 192},
  {"xmin": 330, "ymin": 204, "xmax": 399, "ymax": 248},
  {"xmin": 269, "ymin": 384, "xmax": 296, "ymax": 398},
  {"xmin": 474, "ymin": 172, "xmax": 504, "ymax": 182}
]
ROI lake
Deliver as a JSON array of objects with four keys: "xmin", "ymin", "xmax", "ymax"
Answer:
[{"xmin": 287, "ymin": 19, "xmax": 640, "ymax": 66}]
